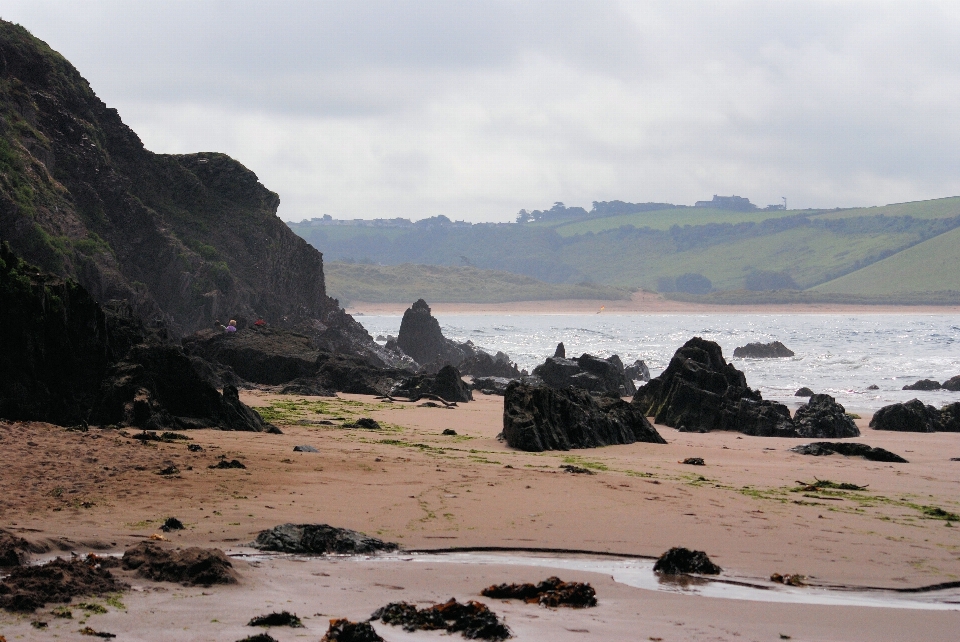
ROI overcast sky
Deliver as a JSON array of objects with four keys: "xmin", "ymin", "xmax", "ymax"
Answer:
[{"xmin": 4, "ymin": 1, "xmax": 960, "ymax": 222}]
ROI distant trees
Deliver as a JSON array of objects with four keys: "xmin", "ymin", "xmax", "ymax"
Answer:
[{"xmin": 744, "ymin": 270, "xmax": 799, "ymax": 291}]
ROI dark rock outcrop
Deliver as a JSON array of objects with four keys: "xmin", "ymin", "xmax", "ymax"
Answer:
[
  {"xmin": 252, "ymin": 523, "xmax": 398, "ymax": 555},
  {"xmin": 733, "ymin": 341, "xmax": 795, "ymax": 358},
  {"xmin": 394, "ymin": 300, "xmax": 519, "ymax": 376},
  {"xmin": 554, "ymin": 342, "xmax": 566, "ymax": 358},
  {"xmin": 632, "ymin": 337, "xmax": 797, "ymax": 437},
  {"xmin": 532, "ymin": 354, "xmax": 636, "ymax": 396},
  {"xmin": 392, "ymin": 365, "xmax": 472, "ymax": 403},
  {"xmin": 0, "ymin": 244, "xmax": 273, "ymax": 431},
  {"xmin": 943, "ymin": 376, "xmax": 960, "ymax": 392},
  {"xmin": 502, "ymin": 381, "xmax": 665, "ymax": 452},
  {"xmin": 121, "ymin": 542, "xmax": 237, "ymax": 586},
  {"xmin": 795, "ymin": 387, "xmax": 814, "ymax": 397},
  {"xmin": 793, "ymin": 394, "xmax": 860, "ymax": 438},
  {"xmin": 903, "ymin": 379, "xmax": 941, "ymax": 391},
  {"xmin": 940, "ymin": 402, "xmax": 960, "ymax": 432},
  {"xmin": 471, "ymin": 376, "xmax": 516, "ymax": 396},
  {"xmin": 624, "ymin": 359, "xmax": 651, "ymax": 382},
  {"xmin": 653, "ymin": 548, "xmax": 721, "ymax": 575},
  {"xmin": 789, "ymin": 442, "xmax": 908, "ymax": 463},
  {"xmin": 869, "ymin": 399, "xmax": 942, "ymax": 433}
]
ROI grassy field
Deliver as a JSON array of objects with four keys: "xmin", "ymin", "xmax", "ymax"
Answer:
[
  {"xmin": 548, "ymin": 206, "xmax": 808, "ymax": 236},
  {"xmin": 812, "ymin": 225, "xmax": 960, "ymax": 295},
  {"xmin": 324, "ymin": 262, "xmax": 631, "ymax": 304},
  {"xmin": 811, "ymin": 196, "xmax": 960, "ymax": 221}
]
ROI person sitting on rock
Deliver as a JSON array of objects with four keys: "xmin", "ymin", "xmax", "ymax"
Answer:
[
  {"xmin": 214, "ymin": 319, "xmax": 227, "ymax": 331},
  {"xmin": 225, "ymin": 319, "xmax": 237, "ymax": 333}
]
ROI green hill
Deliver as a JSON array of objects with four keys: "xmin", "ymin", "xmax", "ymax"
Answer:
[
  {"xmin": 325, "ymin": 262, "xmax": 631, "ymax": 304},
  {"xmin": 812, "ymin": 226, "xmax": 960, "ymax": 296}
]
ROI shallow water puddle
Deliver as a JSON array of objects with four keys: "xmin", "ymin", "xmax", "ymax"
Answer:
[
  {"xmin": 236, "ymin": 550, "xmax": 960, "ymax": 611},
  {"xmin": 409, "ymin": 552, "xmax": 960, "ymax": 610}
]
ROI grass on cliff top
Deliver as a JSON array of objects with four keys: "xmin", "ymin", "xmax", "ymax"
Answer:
[{"xmin": 324, "ymin": 261, "xmax": 631, "ymax": 304}]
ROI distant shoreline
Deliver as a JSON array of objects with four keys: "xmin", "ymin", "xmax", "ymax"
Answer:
[{"xmin": 345, "ymin": 290, "xmax": 960, "ymax": 315}]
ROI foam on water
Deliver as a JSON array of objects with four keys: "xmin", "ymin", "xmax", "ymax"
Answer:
[{"xmin": 358, "ymin": 313, "xmax": 960, "ymax": 413}]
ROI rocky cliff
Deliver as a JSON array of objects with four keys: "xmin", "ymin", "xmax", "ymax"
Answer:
[{"xmin": 0, "ymin": 21, "xmax": 359, "ymax": 343}]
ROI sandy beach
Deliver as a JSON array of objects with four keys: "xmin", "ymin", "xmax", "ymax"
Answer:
[
  {"xmin": 344, "ymin": 291, "xmax": 960, "ymax": 315},
  {"xmin": 3, "ymin": 391, "xmax": 960, "ymax": 640}
]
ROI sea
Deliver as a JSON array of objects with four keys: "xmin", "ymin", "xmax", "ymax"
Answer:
[{"xmin": 355, "ymin": 313, "xmax": 960, "ymax": 413}]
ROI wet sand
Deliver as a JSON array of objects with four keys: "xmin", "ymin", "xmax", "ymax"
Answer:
[
  {"xmin": 2, "ymin": 392, "xmax": 960, "ymax": 640},
  {"xmin": 345, "ymin": 290, "xmax": 960, "ymax": 315}
]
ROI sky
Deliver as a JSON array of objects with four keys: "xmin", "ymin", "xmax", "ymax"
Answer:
[{"xmin": 4, "ymin": 1, "xmax": 960, "ymax": 223}]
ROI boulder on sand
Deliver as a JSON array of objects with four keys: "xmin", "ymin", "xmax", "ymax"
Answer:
[
  {"xmin": 0, "ymin": 529, "xmax": 31, "ymax": 567},
  {"xmin": 532, "ymin": 353, "xmax": 636, "ymax": 396},
  {"xmin": 793, "ymin": 394, "xmax": 860, "ymax": 439},
  {"xmin": 790, "ymin": 442, "xmax": 908, "ymax": 463},
  {"xmin": 121, "ymin": 541, "xmax": 237, "ymax": 586},
  {"xmin": 937, "ymin": 402, "xmax": 960, "ymax": 432},
  {"xmin": 869, "ymin": 399, "xmax": 942, "ymax": 433},
  {"xmin": 902, "ymin": 379, "xmax": 941, "ymax": 391},
  {"xmin": 252, "ymin": 523, "xmax": 398, "ymax": 555},
  {"xmin": 502, "ymin": 381, "xmax": 666, "ymax": 452},
  {"xmin": 632, "ymin": 337, "xmax": 798, "ymax": 437},
  {"xmin": 391, "ymin": 365, "xmax": 472, "ymax": 403},
  {"xmin": 733, "ymin": 341, "xmax": 795, "ymax": 358}
]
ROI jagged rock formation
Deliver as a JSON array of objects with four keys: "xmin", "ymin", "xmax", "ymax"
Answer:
[
  {"xmin": 554, "ymin": 342, "xmax": 566, "ymax": 358},
  {"xmin": 0, "ymin": 21, "xmax": 378, "ymax": 359},
  {"xmin": 0, "ymin": 243, "xmax": 272, "ymax": 430},
  {"xmin": 632, "ymin": 337, "xmax": 797, "ymax": 436},
  {"xmin": 391, "ymin": 365, "xmax": 473, "ymax": 403},
  {"xmin": 733, "ymin": 341, "xmax": 795, "ymax": 358},
  {"xmin": 182, "ymin": 327, "xmax": 408, "ymax": 396},
  {"xmin": 902, "ymin": 379, "xmax": 941, "ymax": 391},
  {"xmin": 790, "ymin": 442, "xmax": 908, "ymax": 463},
  {"xmin": 532, "ymin": 354, "xmax": 636, "ymax": 396},
  {"xmin": 793, "ymin": 394, "xmax": 860, "ymax": 438},
  {"xmin": 502, "ymin": 381, "xmax": 665, "ymax": 452},
  {"xmin": 394, "ymin": 300, "xmax": 520, "ymax": 376},
  {"xmin": 869, "ymin": 399, "xmax": 943, "ymax": 432}
]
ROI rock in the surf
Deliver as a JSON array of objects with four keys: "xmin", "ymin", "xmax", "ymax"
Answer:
[
  {"xmin": 252, "ymin": 524, "xmax": 398, "ymax": 555},
  {"xmin": 869, "ymin": 399, "xmax": 942, "ymax": 433},
  {"xmin": 793, "ymin": 394, "xmax": 860, "ymax": 438},
  {"xmin": 624, "ymin": 359, "xmax": 651, "ymax": 382},
  {"xmin": 554, "ymin": 342, "xmax": 566, "ymax": 359},
  {"xmin": 732, "ymin": 341, "xmax": 795, "ymax": 358},
  {"xmin": 502, "ymin": 381, "xmax": 665, "ymax": 452},
  {"xmin": 942, "ymin": 375, "xmax": 960, "ymax": 392},
  {"xmin": 632, "ymin": 337, "xmax": 798, "ymax": 437},
  {"xmin": 902, "ymin": 379, "xmax": 941, "ymax": 391},
  {"xmin": 789, "ymin": 442, "xmax": 907, "ymax": 463},
  {"xmin": 794, "ymin": 387, "xmax": 814, "ymax": 397}
]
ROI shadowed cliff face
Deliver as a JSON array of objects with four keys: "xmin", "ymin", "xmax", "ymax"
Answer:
[{"xmin": 0, "ymin": 21, "xmax": 338, "ymax": 337}]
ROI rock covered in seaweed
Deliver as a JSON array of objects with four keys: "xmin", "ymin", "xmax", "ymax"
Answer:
[
  {"xmin": 252, "ymin": 524, "xmax": 398, "ymax": 555},
  {"xmin": 502, "ymin": 381, "xmax": 665, "ymax": 452},
  {"xmin": 121, "ymin": 542, "xmax": 238, "ymax": 586},
  {"xmin": 371, "ymin": 598, "xmax": 511, "ymax": 640},
  {"xmin": 481, "ymin": 576, "xmax": 597, "ymax": 607},
  {"xmin": 653, "ymin": 547, "xmax": 722, "ymax": 575}
]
